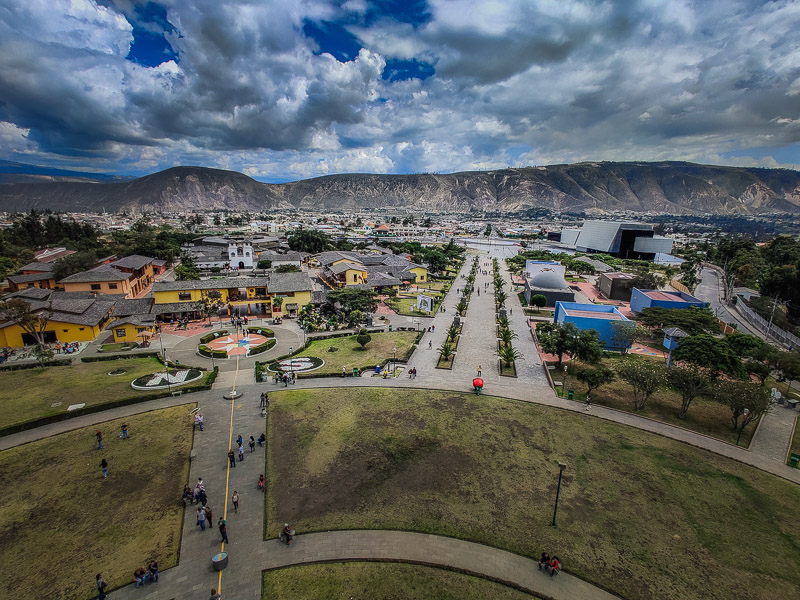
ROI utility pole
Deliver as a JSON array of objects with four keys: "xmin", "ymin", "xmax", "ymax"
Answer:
[{"xmin": 766, "ymin": 295, "xmax": 780, "ymax": 342}]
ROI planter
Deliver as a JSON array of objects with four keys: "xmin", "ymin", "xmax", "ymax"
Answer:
[
  {"xmin": 266, "ymin": 356, "xmax": 324, "ymax": 373},
  {"xmin": 436, "ymin": 354, "xmax": 455, "ymax": 369},
  {"xmin": 131, "ymin": 369, "xmax": 204, "ymax": 390},
  {"xmin": 499, "ymin": 359, "xmax": 517, "ymax": 377}
]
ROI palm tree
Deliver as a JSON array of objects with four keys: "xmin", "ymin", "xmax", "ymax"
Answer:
[
  {"xmin": 497, "ymin": 344, "xmax": 523, "ymax": 368},
  {"xmin": 456, "ymin": 301, "xmax": 467, "ymax": 315},
  {"xmin": 438, "ymin": 342, "xmax": 454, "ymax": 362},
  {"xmin": 497, "ymin": 316, "xmax": 509, "ymax": 330},
  {"xmin": 498, "ymin": 327, "xmax": 518, "ymax": 347},
  {"xmin": 447, "ymin": 324, "xmax": 460, "ymax": 343},
  {"xmin": 495, "ymin": 290, "xmax": 508, "ymax": 308}
]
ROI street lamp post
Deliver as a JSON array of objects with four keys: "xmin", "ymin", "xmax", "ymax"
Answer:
[
  {"xmin": 736, "ymin": 408, "xmax": 750, "ymax": 446},
  {"xmin": 158, "ymin": 331, "xmax": 172, "ymax": 394},
  {"xmin": 551, "ymin": 462, "xmax": 567, "ymax": 527},
  {"xmin": 393, "ymin": 346, "xmax": 397, "ymax": 375},
  {"xmin": 288, "ymin": 346, "xmax": 293, "ymax": 380}
]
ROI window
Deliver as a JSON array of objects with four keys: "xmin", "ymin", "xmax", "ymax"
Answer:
[
  {"xmin": 245, "ymin": 252, "xmax": 250, "ymax": 257},
  {"xmin": 79, "ymin": 328, "xmax": 85, "ymax": 331},
  {"xmin": 90, "ymin": 284, "xmax": 101, "ymax": 290},
  {"xmin": 115, "ymin": 329, "xmax": 126, "ymax": 337},
  {"xmin": 178, "ymin": 292, "xmax": 192, "ymax": 301},
  {"xmin": 108, "ymin": 283, "xmax": 118, "ymax": 289}
]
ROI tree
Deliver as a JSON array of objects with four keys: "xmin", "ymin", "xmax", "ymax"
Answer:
[
  {"xmin": 174, "ymin": 252, "xmax": 200, "ymax": 281},
  {"xmin": 497, "ymin": 344, "xmax": 523, "ymax": 368},
  {"xmin": 536, "ymin": 322, "xmax": 579, "ymax": 365},
  {"xmin": 572, "ymin": 329, "xmax": 604, "ymax": 364},
  {"xmin": 609, "ymin": 321, "xmax": 648, "ymax": 355},
  {"xmin": 770, "ymin": 350, "xmax": 800, "ymax": 394},
  {"xmin": 614, "ymin": 359, "xmax": 667, "ymax": 411},
  {"xmin": 495, "ymin": 289, "xmax": 508, "ymax": 307},
  {"xmin": 271, "ymin": 296, "xmax": 284, "ymax": 314},
  {"xmin": 0, "ymin": 298, "xmax": 51, "ymax": 346},
  {"xmin": 456, "ymin": 300, "xmax": 467, "ymax": 315},
  {"xmin": 447, "ymin": 324, "xmax": 460, "ymax": 343},
  {"xmin": 256, "ymin": 259, "xmax": 272, "ymax": 269},
  {"xmin": 637, "ymin": 306, "xmax": 719, "ymax": 335},
  {"xmin": 32, "ymin": 343, "xmax": 54, "ymax": 366},
  {"xmin": 667, "ymin": 365, "xmax": 711, "ymax": 419},
  {"xmin": 288, "ymin": 230, "xmax": 330, "ymax": 254},
  {"xmin": 355, "ymin": 328, "xmax": 372, "ymax": 349},
  {"xmin": 275, "ymin": 264, "xmax": 300, "ymax": 273},
  {"xmin": 573, "ymin": 365, "xmax": 616, "ymax": 396},
  {"xmin": 631, "ymin": 271, "xmax": 664, "ymax": 290},
  {"xmin": 498, "ymin": 327, "xmax": 519, "ymax": 347},
  {"xmin": 52, "ymin": 251, "xmax": 99, "ymax": 281},
  {"xmin": 348, "ymin": 309, "xmax": 364, "ymax": 326},
  {"xmin": 438, "ymin": 342, "xmax": 454, "ymax": 361},
  {"xmin": 531, "ymin": 294, "xmax": 547, "ymax": 313},
  {"xmin": 672, "ymin": 335, "xmax": 746, "ymax": 379},
  {"xmin": 723, "ymin": 333, "xmax": 769, "ymax": 360},
  {"xmin": 711, "ymin": 380, "xmax": 771, "ymax": 430},
  {"xmin": 326, "ymin": 288, "xmax": 378, "ymax": 316}
]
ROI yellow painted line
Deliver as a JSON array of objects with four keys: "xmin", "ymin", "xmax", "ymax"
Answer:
[{"xmin": 217, "ymin": 355, "xmax": 240, "ymax": 594}]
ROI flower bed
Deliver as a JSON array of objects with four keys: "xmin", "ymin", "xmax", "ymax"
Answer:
[
  {"xmin": 131, "ymin": 369, "xmax": 203, "ymax": 390},
  {"xmin": 266, "ymin": 356, "xmax": 324, "ymax": 373}
]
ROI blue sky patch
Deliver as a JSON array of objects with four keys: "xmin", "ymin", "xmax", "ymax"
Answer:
[
  {"xmin": 303, "ymin": 19, "xmax": 363, "ymax": 62},
  {"xmin": 722, "ymin": 144, "xmax": 800, "ymax": 165},
  {"xmin": 364, "ymin": 0, "xmax": 431, "ymax": 27},
  {"xmin": 382, "ymin": 58, "xmax": 435, "ymax": 82},
  {"xmin": 124, "ymin": 2, "xmax": 178, "ymax": 67}
]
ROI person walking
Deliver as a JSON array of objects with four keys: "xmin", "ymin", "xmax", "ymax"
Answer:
[
  {"xmin": 96, "ymin": 574, "xmax": 108, "ymax": 600},
  {"xmin": 195, "ymin": 413, "xmax": 204, "ymax": 431},
  {"xmin": 260, "ymin": 392, "xmax": 266, "ymax": 409},
  {"xmin": 228, "ymin": 449, "xmax": 236, "ymax": 468},
  {"xmin": 249, "ymin": 436, "xmax": 256, "ymax": 452},
  {"xmin": 95, "ymin": 430, "xmax": 103, "ymax": 450},
  {"xmin": 238, "ymin": 444, "xmax": 245, "ymax": 462},
  {"xmin": 428, "ymin": 340, "xmax": 432, "ymax": 349},
  {"xmin": 237, "ymin": 434, "xmax": 243, "ymax": 447},
  {"xmin": 99, "ymin": 458, "xmax": 108, "ymax": 479},
  {"xmin": 218, "ymin": 517, "xmax": 228, "ymax": 543},
  {"xmin": 196, "ymin": 507, "xmax": 206, "ymax": 531},
  {"xmin": 477, "ymin": 365, "xmax": 482, "ymax": 377},
  {"xmin": 121, "ymin": 423, "xmax": 129, "ymax": 439},
  {"xmin": 291, "ymin": 371, "xmax": 296, "ymax": 384},
  {"xmin": 232, "ymin": 490, "xmax": 239, "ymax": 513}
]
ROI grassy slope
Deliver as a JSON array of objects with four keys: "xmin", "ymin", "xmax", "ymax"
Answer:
[
  {"xmin": 266, "ymin": 388, "xmax": 800, "ymax": 600},
  {"xmin": 0, "ymin": 357, "xmax": 165, "ymax": 429},
  {"xmin": 0, "ymin": 405, "xmax": 193, "ymax": 600},
  {"xmin": 294, "ymin": 331, "xmax": 417, "ymax": 375},
  {"xmin": 549, "ymin": 359, "xmax": 758, "ymax": 446},
  {"xmin": 262, "ymin": 562, "xmax": 539, "ymax": 600}
]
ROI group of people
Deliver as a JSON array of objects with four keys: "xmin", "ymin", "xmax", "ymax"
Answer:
[
  {"xmin": 183, "ymin": 477, "xmax": 208, "ymax": 506},
  {"xmin": 538, "ymin": 552, "xmax": 561, "ymax": 577},
  {"xmin": 274, "ymin": 370, "xmax": 296, "ymax": 386},
  {"xmin": 132, "ymin": 560, "xmax": 159, "ymax": 588},
  {"xmin": 54, "ymin": 341, "xmax": 81, "ymax": 354},
  {"xmin": 407, "ymin": 367, "xmax": 418, "ymax": 378},
  {"xmin": 230, "ymin": 315, "xmax": 249, "ymax": 328}
]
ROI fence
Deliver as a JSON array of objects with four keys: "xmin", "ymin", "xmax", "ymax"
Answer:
[
  {"xmin": 668, "ymin": 279, "xmax": 691, "ymax": 295},
  {"xmin": 735, "ymin": 295, "xmax": 800, "ymax": 349}
]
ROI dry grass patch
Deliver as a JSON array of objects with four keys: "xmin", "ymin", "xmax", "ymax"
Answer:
[{"xmin": 266, "ymin": 388, "xmax": 800, "ymax": 600}]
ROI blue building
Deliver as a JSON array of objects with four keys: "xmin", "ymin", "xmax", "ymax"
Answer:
[
  {"xmin": 554, "ymin": 301, "xmax": 633, "ymax": 350},
  {"xmin": 629, "ymin": 289, "xmax": 707, "ymax": 314}
]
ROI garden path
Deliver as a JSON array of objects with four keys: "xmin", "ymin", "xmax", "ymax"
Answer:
[{"xmin": 751, "ymin": 402, "xmax": 797, "ymax": 464}]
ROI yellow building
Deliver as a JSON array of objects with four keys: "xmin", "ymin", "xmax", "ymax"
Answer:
[
  {"xmin": 316, "ymin": 250, "xmax": 428, "ymax": 289},
  {"xmin": 107, "ymin": 316, "xmax": 156, "ymax": 344},
  {"xmin": 0, "ymin": 291, "xmax": 115, "ymax": 347},
  {"xmin": 59, "ymin": 255, "xmax": 156, "ymax": 298}
]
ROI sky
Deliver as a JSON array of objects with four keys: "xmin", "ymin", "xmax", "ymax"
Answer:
[{"xmin": 0, "ymin": 0, "xmax": 799, "ymax": 182}]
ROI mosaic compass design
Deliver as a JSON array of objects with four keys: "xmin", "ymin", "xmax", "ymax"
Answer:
[{"xmin": 207, "ymin": 333, "xmax": 270, "ymax": 357}]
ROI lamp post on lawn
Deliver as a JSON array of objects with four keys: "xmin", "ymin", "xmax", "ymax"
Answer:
[
  {"xmin": 158, "ymin": 330, "xmax": 172, "ymax": 394},
  {"xmin": 551, "ymin": 462, "xmax": 567, "ymax": 527},
  {"xmin": 393, "ymin": 346, "xmax": 397, "ymax": 375},
  {"xmin": 288, "ymin": 347, "xmax": 293, "ymax": 380},
  {"xmin": 736, "ymin": 408, "xmax": 750, "ymax": 446}
]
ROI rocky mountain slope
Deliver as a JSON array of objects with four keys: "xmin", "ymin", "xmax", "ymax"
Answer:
[{"xmin": 0, "ymin": 161, "xmax": 798, "ymax": 214}]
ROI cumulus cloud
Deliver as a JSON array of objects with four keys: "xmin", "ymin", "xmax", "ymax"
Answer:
[{"xmin": 0, "ymin": 0, "xmax": 798, "ymax": 179}]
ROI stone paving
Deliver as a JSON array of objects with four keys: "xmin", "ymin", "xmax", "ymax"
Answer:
[
  {"xmin": 751, "ymin": 401, "xmax": 799, "ymax": 463},
  {"xmin": 5, "ymin": 252, "xmax": 800, "ymax": 599}
]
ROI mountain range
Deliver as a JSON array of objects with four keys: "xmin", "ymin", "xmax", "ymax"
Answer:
[{"xmin": 0, "ymin": 160, "xmax": 798, "ymax": 215}]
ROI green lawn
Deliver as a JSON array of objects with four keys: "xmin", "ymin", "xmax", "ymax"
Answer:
[
  {"xmin": 287, "ymin": 331, "xmax": 418, "ymax": 376},
  {"xmin": 391, "ymin": 294, "xmax": 442, "ymax": 316},
  {"xmin": 262, "ymin": 562, "xmax": 539, "ymax": 599},
  {"xmin": 0, "ymin": 405, "xmax": 193, "ymax": 600},
  {"xmin": 549, "ymin": 358, "xmax": 759, "ymax": 446},
  {"xmin": 266, "ymin": 388, "xmax": 800, "ymax": 600},
  {"xmin": 0, "ymin": 357, "xmax": 167, "ymax": 430}
]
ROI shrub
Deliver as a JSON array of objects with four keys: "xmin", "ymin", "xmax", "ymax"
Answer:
[
  {"xmin": 203, "ymin": 366, "xmax": 219, "ymax": 386},
  {"xmin": 249, "ymin": 339, "xmax": 277, "ymax": 355},
  {"xmin": 247, "ymin": 327, "xmax": 274, "ymax": 337},
  {"xmin": 198, "ymin": 345, "xmax": 227, "ymax": 359},
  {"xmin": 199, "ymin": 330, "xmax": 228, "ymax": 344}
]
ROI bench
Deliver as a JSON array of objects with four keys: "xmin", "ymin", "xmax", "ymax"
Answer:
[
  {"xmin": 190, "ymin": 450, "xmax": 197, "ymax": 461},
  {"xmin": 171, "ymin": 390, "xmax": 183, "ymax": 397},
  {"xmin": 790, "ymin": 454, "xmax": 800, "ymax": 469}
]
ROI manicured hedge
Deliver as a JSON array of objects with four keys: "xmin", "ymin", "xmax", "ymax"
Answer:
[
  {"xmin": 0, "ymin": 359, "xmax": 72, "ymax": 371},
  {"xmin": 247, "ymin": 327, "xmax": 274, "ymax": 337},
  {"xmin": 199, "ymin": 330, "xmax": 229, "ymax": 344},
  {"xmin": 204, "ymin": 366, "xmax": 219, "ymax": 386},
  {"xmin": 198, "ymin": 345, "xmax": 227, "ymax": 359},
  {"xmin": 81, "ymin": 352, "xmax": 160, "ymax": 363},
  {"xmin": 249, "ymin": 338, "xmax": 277, "ymax": 355}
]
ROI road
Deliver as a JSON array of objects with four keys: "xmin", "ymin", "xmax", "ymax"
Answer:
[{"xmin": 694, "ymin": 267, "xmax": 762, "ymax": 337}]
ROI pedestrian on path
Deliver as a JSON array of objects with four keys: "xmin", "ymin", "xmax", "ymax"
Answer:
[
  {"xmin": 429, "ymin": 340, "xmax": 432, "ymax": 349},
  {"xmin": 237, "ymin": 434, "xmax": 243, "ymax": 447},
  {"xmin": 209, "ymin": 589, "xmax": 221, "ymax": 600},
  {"xmin": 260, "ymin": 392, "xmax": 266, "ymax": 409},
  {"xmin": 195, "ymin": 413, "xmax": 204, "ymax": 431},
  {"xmin": 249, "ymin": 436, "xmax": 256, "ymax": 452},
  {"xmin": 510, "ymin": 308, "xmax": 512, "ymax": 315},
  {"xmin": 238, "ymin": 444, "xmax": 244, "ymax": 461},
  {"xmin": 96, "ymin": 574, "xmax": 108, "ymax": 599},
  {"xmin": 228, "ymin": 449, "xmax": 236, "ymax": 468},
  {"xmin": 342, "ymin": 366, "xmax": 346, "ymax": 377},
  {"xmin": 584, "ymin": 393, "xmax": 591, "ymax": 412},
  {"xmin": 218, "ymin": 517, "xmax": 228, "ymax": 543},
  {"xmin": 292, "ymin": 371, "xmax": 296, "ymax": 384},
  {"xmin": 477, "ymin": 365, "xmax": 482, "ymax": 377},
  {"xmin": 197, "ymin": 507, "xmax": 206, "ymax": 531},
  {"xmin": 232, "ymin": 490, "xmax": 239, "ymax": 513},
  {"xmin": 99, "ymin": 458, "xmax": 108, "ymax": 479},
  {"xmin": 95, "ymin": 430, "xmax": 102, "ymax": 450}
]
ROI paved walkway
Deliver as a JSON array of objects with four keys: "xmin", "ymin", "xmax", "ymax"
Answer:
[{"xmin": 751, "ymin": 403, "xmax": 798, "ymax": 464}]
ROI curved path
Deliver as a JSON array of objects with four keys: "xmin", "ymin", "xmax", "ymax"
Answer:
[{"xmin": 4, "ymin": 254, "xmax": 799, "ymax": 599}]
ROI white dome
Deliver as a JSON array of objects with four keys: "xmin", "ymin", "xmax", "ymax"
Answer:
[{"xmin": 530, "ymin": 271, "xmax": 568, "ymax": 289}]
